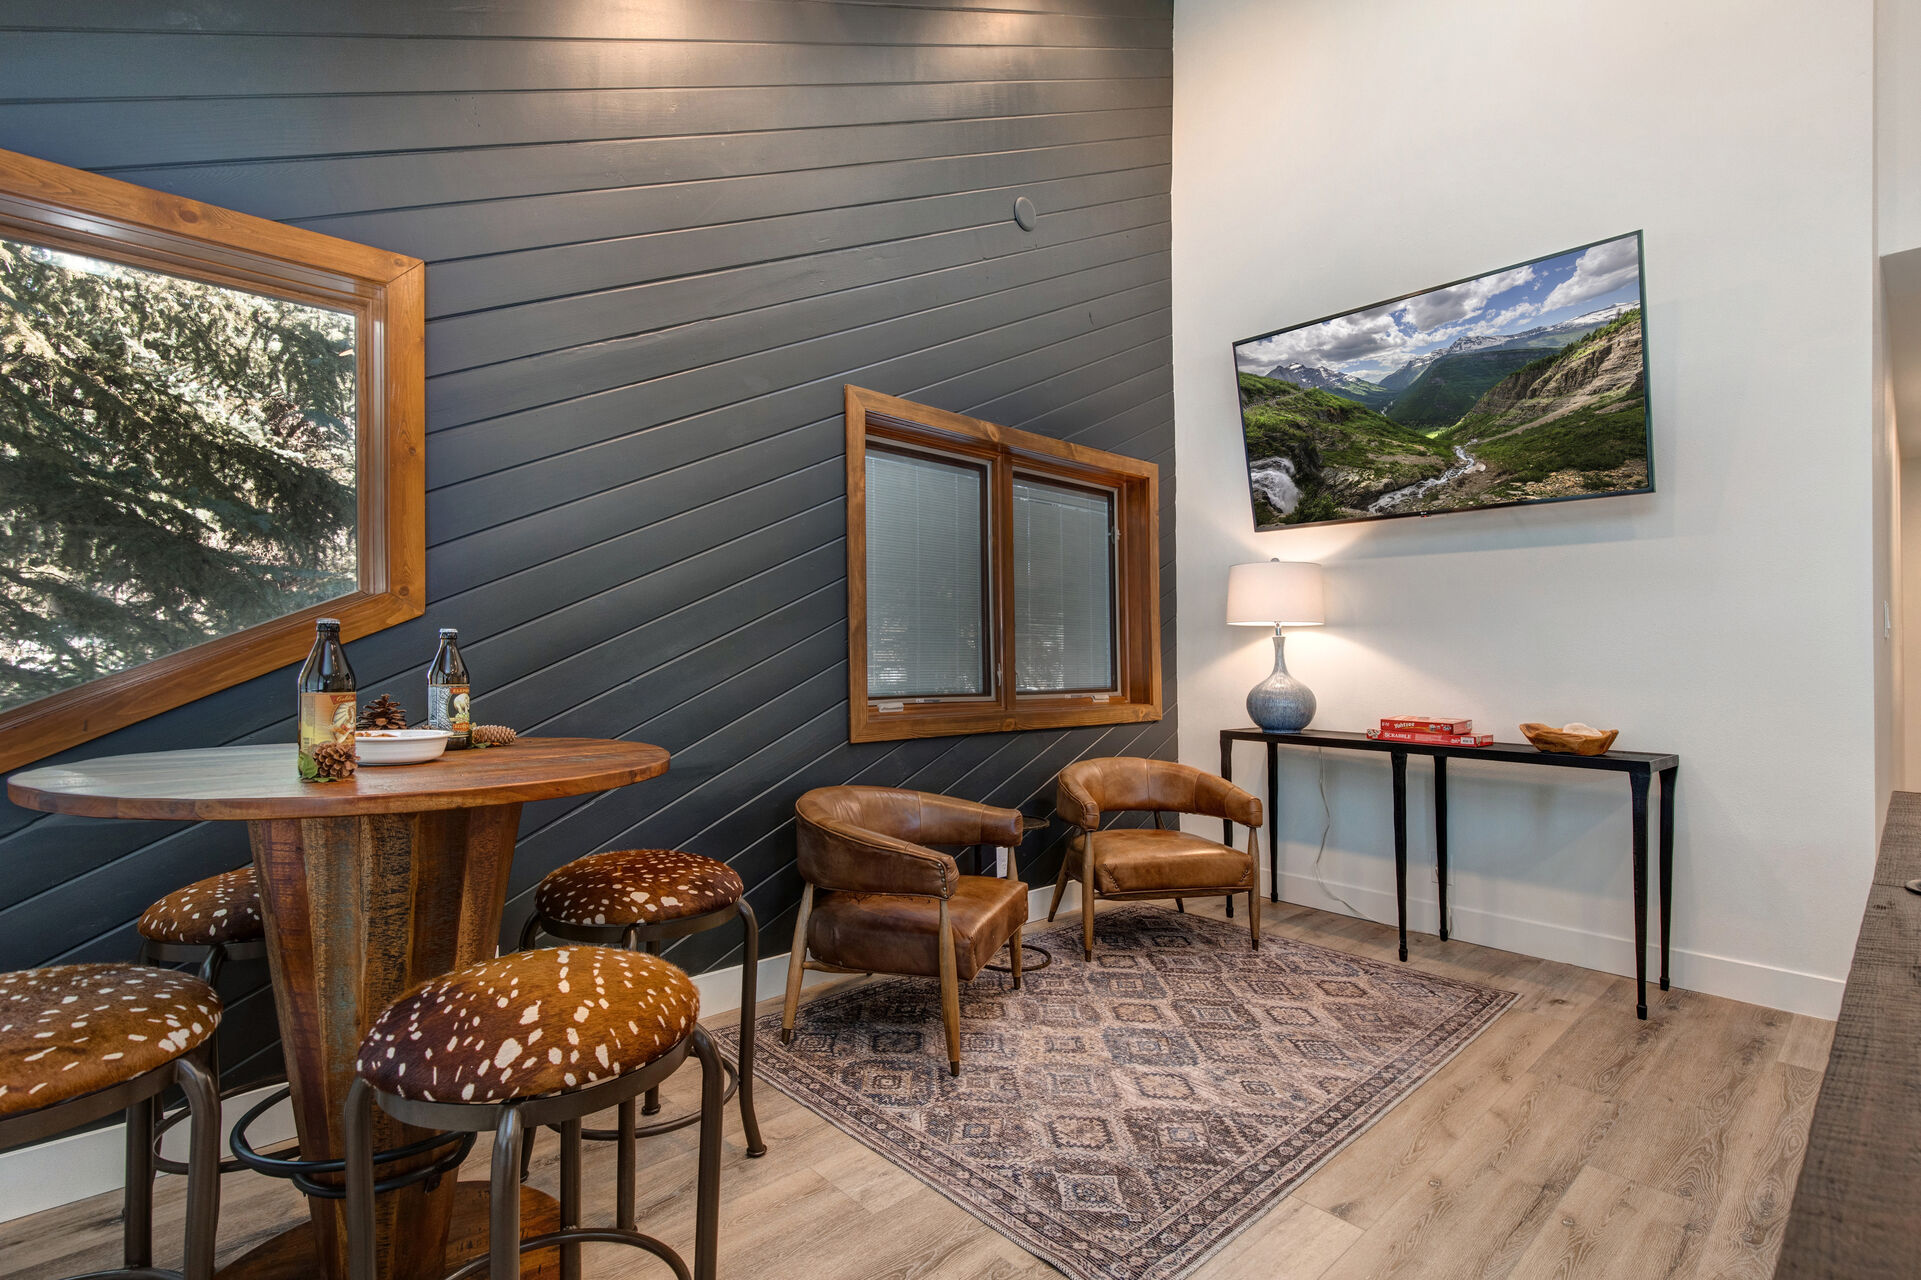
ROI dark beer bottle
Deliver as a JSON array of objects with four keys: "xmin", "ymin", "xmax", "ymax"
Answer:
[
  {"xmin": 297, "ymin": 618, "xmax": 357, "ymax": 781},
  {"xmin": 428, "ymin": 628, "xmax": 472, "ymax": 749}
]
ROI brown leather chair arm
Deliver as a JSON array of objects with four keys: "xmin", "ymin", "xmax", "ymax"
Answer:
[
  {"xmin": 795, "ymin": 814, "xmax": 957, "ymax": 897},
  {"xmin": 1192, "ymin": 772, "xmax": 1264, "ymax": 828},
  {"xmin": 1057, "ymin": 757, "xmax": 1263, "ymax": 829},
  {"xmin": 1056, "ymin": 766, "xmax": 1105, "ymax": 830},
  {"xmin": 900, "ymin": 791, "xmax": 1025, "ymax": 848}
]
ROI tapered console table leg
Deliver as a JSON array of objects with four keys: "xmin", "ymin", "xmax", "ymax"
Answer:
[
  {"xmin": 1392, "ymin": 751, "xmax": 1409, "ymax": 962},
  {"xmin": 1658, "ymin": 765, "xmax": 1676, "ymax": 991},
  {"xmin": 248, "ymin": 803, "xmax": 524, "ymax": 1280},
  {"xmin": 1219, "ymin": 734, "xmax": 1234, "ymax": 852},
  {"xmin": 1434, "ymin": 757, "xmax": 1449, "ymax": 941},
  {"xmin": 1629, "ymin": 769, "xmax": 1650, "ymax": 1019},
  {"xmin": 1267, "ymin": 743, "xmax": 1281, "ymax": 904}
]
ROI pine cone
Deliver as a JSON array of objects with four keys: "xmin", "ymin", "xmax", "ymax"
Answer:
[
  {"xmin": 311, "ymin": 740, "xmax": 357, "ymax": 780},
  {"xmin": 471, "ymin": 724, "xmax": 517, "ymax": 748},
  {"xmin": 357, "ymin": 694, "xmax": 409, "ymax": 731}
]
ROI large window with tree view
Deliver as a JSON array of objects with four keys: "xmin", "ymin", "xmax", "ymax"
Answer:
[{"xmin": 0, "ymin": 236, "xmax": 359, "ymax": 714}]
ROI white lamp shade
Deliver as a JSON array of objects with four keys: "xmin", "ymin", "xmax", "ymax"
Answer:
[{"xmin": 1226, "ymin": 559, "xmax": 1325, "ymax": 626}]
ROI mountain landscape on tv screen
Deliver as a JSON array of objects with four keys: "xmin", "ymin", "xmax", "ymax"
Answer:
[{"xmin": 1233, "ymin": 235, "xmax": 1650, "ymax": 528}]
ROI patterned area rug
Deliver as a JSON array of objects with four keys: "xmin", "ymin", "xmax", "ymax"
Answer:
[{"xmin": 723, "ymin": 905, "xmax": 1514, "ymax": 1280}]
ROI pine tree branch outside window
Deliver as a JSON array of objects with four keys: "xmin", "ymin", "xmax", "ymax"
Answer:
[{"xmin": 0, "ymin": 148, "xmax": 424, "ymax": 773}]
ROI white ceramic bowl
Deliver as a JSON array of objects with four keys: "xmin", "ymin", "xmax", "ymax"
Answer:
[{"xmin": 354, "ymin": 728, "xmax": 452, "ymax": 766}]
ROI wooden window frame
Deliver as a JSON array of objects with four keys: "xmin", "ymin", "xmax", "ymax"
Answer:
[
  {"xmin": 845, "ymin": 385, "xmax": 1161, "ymax": 743},
  {"xmin": 0, "ymin": 147, "xmax": 425, "ymax": 774}
]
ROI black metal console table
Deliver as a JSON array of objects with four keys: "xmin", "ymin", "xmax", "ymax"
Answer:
[{"xmin": 1218, "ymin": 727, "xmax": 1680, "ymax": 1018}]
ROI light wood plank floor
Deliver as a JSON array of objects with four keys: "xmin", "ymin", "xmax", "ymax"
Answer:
[{"xmin": 0, "ymin": 899, "xmax": 1828, "ymax": 1280}]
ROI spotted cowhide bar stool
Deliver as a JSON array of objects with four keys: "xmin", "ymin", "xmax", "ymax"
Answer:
[
  {"xmin": 137, "ymin": 865, "xmax": 274, "ymax": 1178},
  {"xmin": 344, "ymin": 946, "xmax": 722, "ymax": 1280},
  {"xmin": 0, "ymin": 965, "xmax": 222, "ymax": 1280},
  {"xmin": 137, "ymin": 866, "xmax": 266, "ymax": 985},
  {"xmin": 519, "ymin": 849, "xmax": 765, "ymax": 1157}
]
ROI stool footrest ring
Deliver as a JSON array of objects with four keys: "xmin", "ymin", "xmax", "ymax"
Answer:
[
  {"xmin": 443, "ymin": 1226, "xmax": 692, "ymax": 1280},
  {"xmin": 153, "ymin": 1076, "xmax": 291, "ymax": 1177},
  {"xmin": 229, "ymin": 1086, "xmax": 475, "ymax": 1200}
]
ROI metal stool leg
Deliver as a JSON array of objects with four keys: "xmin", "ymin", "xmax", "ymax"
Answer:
[
  {"xmin": 123, "ymin": 1093, "xmax": 155, "ymax": 1271},
  {"xmin": 559, "ymin": 1118, "xmax": 582, "ymax": 1280},
  {"xmin": 194, "ymin": 941, "xmax": 228, "ymax": 988},
  {"xmin": 615, "ymin": 1098, "xmax": 637, "ymax": 1232},
  {"xmin": 735, "ymin": 898, "xmax": 766, "ymax": 1158},
  {"xmin": 177, "ymin": 1053, "xmax": 221, "ymax": 1280},
  {"xmin": 491, "ymin": 1107, "xmax": 526, "ymax": 1280},
  {"xmin": 344, "ymin": 1078, "xmax": 377, "ymax": 1280},
  {"xmin": 691, "ymin": 1029, "xmax": 723, "ymax": 1280},
  {"xmin": 640, "ymin": 939, "xmax": 663, "ymax": 1116}
]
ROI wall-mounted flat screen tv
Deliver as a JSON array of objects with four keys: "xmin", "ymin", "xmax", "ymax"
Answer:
[{"xmin": 1232, "ymin": 231, "xmax": 1652, "ymax": 529}]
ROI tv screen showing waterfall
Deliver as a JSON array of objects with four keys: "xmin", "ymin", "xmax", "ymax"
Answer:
[{"xmin": 1232, "ymin": 232, "xmax": 1653, "ymax": 529}]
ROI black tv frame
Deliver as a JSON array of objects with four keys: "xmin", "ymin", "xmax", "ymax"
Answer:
[{"xmin": 1231, "ymin": 230, "xmax": 1655, "ymax": 531}]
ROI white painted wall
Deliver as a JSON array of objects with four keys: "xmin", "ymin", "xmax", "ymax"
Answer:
[
  {"xmin": 1880, "ymin": 0, "xmax": 1921, "ymax": 257},
  {"xmin": 1172, "ymin": 0, "xmax": 1879, "ymax": 1017},
  {"xmin": 1901, "ymin": 454, "xmax": 1921, "ymax": 787}
]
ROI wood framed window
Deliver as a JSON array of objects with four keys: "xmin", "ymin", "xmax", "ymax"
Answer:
[
  {"xmin": 845, "ymin": 385, "xmax": 1160, "ymax": 742},
  {"xmin": 0, "ymin": 147, "xmax": 425, "ymax": 773}
]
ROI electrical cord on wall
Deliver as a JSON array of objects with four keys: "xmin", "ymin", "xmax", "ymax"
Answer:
[
  {"xmin": 1293, "ymin": 750, "xmax": 1455, "ymax": 935},
  {"xmin": 1311, "ymin": 748, "xmax": 1371, "ymax": 922}
]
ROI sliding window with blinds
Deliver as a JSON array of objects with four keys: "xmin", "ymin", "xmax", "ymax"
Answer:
[
  {"xmin": 1013, "ymin": 478, "xmax": 1116, "ymax": 694},
  {"xmin": 865, "ymin": 447, "xmax": 991, "ymax": 699},
  {"xmin": 844, "ymin": 386, "xmax": 1159, "ymax": 742}
]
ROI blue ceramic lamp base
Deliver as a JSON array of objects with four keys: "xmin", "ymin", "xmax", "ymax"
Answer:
[{"xmin": 1247, "ymin": 628, "xmax": 1316, "ymax": 732}]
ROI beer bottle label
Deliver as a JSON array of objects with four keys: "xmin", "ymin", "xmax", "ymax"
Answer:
[
  {"xmin": 297, "ymin": 691, "xmax": 357, "ymax": 781},
  {"xmin": 430, "ymin": 685, "xmax": 472, "ymax": 744}
]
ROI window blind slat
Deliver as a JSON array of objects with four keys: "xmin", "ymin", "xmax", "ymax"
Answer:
[
  {"xmin": 1013, "ymin": 478, "xmax": 1115, "ymax": 693},
  {"xmin": 865, "ymin": 449, "xmax": 988, "ymax": 698}
]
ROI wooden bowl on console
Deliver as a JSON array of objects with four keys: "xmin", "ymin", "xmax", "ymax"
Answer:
[{"xmin": 1519, "ymin": 722, "xmax": 1619, "ymax": 756}]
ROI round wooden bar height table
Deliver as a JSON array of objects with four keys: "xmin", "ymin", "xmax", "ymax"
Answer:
[{"xmin": 8, "ymin": 737, "xmax": 670, "ymax": 1280}]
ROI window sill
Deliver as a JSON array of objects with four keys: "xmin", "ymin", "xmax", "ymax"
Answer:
[{"xmin": 850, "ymin": 699, "xmax": 1161, "ymax": 743}]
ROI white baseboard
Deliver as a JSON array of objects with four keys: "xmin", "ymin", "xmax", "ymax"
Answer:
[
  {"xmin": 23, "ymin": 873, "xmax": 1828, "ymax": 1226},
  {"xmin": 0, "ymin": 882, "xmax": 1086, "ymax": 1225},
  {"xmin": 1267, "ymin": 867, "xmax": 1845, "ymax": 1020},
  {"xmin": 0, "ymin": 1082, "xmax": 296, "ymax": 1225}
]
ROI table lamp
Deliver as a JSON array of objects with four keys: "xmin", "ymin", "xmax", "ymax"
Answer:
[{"xmin": 1227, "ymin": 558, "xmax": 1325, "ymax": 732}]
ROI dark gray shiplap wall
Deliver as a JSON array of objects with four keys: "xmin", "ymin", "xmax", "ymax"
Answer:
[{"xmin": 0, "ymin": 0, "xmax": 1176, "ymax": 1086}]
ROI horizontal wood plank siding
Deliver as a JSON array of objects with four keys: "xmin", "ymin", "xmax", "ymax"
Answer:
[{"xmin": 0, "ymin": 0, "xmax": 1175, "ymax": 1086}]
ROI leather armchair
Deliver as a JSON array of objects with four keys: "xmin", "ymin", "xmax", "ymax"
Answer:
[
  {"xmin": 782, "ymin": 787, "xmax": 1029, "ymax": 1075},
  {"xmin": 1051, "ymin": 758, "xmax": 1264, "ymax": 959}
]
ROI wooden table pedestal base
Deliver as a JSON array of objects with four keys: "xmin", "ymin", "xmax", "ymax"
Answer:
[{"xmin": 215, "ymin": 1184, "xmax": 562, "ymax": 1280}]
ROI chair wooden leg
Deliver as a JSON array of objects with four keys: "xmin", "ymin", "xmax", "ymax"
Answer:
[
  {"xmin": 1175, "ymin": 898, "xmax": 1185, "ymax": 913},
  {"xmin": 1009, "ymin": 922, "xmax": 1023, "ymax": 989},
  {"xmin": 1081, "ymin": 831, "xmax": 1097, "ymax": 961},
  {"xmin": 1046, "ymin": 854, "xmax": 1071, "ymax": 922},
  {"xmin": 1248, "ymin": 828, "xmax": 1262, "ymax": 950},
  {"xmin": 176, "ymin": 1054, "xmax": 220, "ymax": 1280},
  {"xmin": 781, "ymin": 884, "xmax": 813, "ymax": 1045},
  {"xmin": 938, "ymin": 899, "xmax": 961, "ymax": 1076}
]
